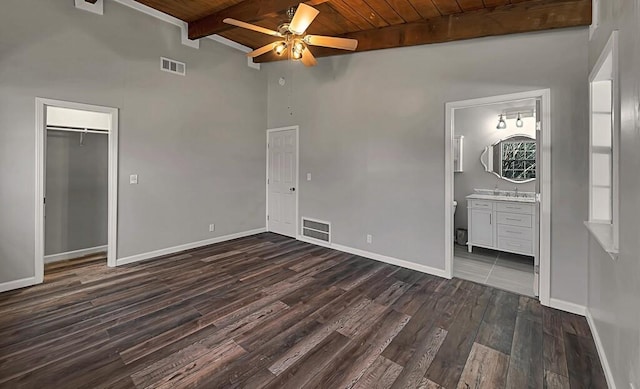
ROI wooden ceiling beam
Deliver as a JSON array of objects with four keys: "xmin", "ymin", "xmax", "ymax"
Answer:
[
  {"xmin": 188, "ymin": 0, "xmax": 329, "ymax": 40},
  {"xmin": 254, "ymin": 0, "xmax": 591, "ymax": 62}
]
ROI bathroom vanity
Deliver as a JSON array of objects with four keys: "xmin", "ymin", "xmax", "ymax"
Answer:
[{"xmin": 466, "ymin": 193, "xmax": 537, "ymax": 256}]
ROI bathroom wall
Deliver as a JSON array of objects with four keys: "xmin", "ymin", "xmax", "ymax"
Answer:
[{"xmin": 453, "ymin": 103, "xmax": 536, "ymax": 231}]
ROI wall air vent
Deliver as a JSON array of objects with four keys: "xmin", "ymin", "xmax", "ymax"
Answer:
[
  {"xmin": 160, "ymin": 57, "xmax": 186, "ymax": 76},
  {"xmin": 302, "ymin": 218, "xmax": 331, "ymax": 243}
]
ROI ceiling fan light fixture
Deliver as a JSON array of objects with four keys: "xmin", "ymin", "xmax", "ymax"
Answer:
[
  {"xmin": 224, "ymin": 3, "xmax": 357, "ymax": 68},
  {"xmin": 274, "ymin": 42, "xmax": 287, "ymax": 56},
  {"xmin": 292, "ymin": 39, "xmax": 305, "ymax": 60}
]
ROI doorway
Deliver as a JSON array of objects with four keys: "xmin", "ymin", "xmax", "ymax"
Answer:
[
  {"xmin": 266, "ymin": 126, "xmax": 299, "ymax": 238},
  {"xmin": 35, "ymin": 98, "xmax": 119, "ymax": 284},
  {"xmin": 444, "ymin": 90, "xmax": 551, "ymax": 304}
]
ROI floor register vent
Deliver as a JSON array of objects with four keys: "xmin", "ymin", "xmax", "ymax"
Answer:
[{"xmin": 301, "ymin": 218, "xmax": 331, "ymax": 243}]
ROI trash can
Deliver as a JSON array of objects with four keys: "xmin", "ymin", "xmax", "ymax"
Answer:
[{"xmin": 456, "ymin": 228, "xmax": 468, "ymax": 246}]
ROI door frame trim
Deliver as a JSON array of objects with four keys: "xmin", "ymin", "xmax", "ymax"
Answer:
[
  {"xmin": 35, "ymin": 97, "xmax": 119, "ymax": 284},
  {"xmin": 444, "ymin": 89, "xmax": 551, "ymax": 306},
  {"xmin": 266, "ymin": 125, "xmax": 300, "ymax": 238}
]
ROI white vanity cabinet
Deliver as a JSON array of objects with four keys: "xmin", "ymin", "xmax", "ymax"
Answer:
[
  {"xmin": 469, "ymin": 202, "xmax": 493, "ymax": 247},
  {"xmin": 467, "ymin": 196, "xmax": 536, "ymax": 256}
]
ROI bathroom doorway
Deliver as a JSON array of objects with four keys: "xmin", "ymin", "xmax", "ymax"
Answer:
[{"xmin": 444, "ymin": 90, "xmax": 551, "ymax": 303}]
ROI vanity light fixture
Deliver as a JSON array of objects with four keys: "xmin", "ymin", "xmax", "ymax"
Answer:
[
  {"xmin": 496, "ymin": 114, "xmax": 507, "ymax": 130},
  {"xmin": 515, "ymin": 112, "xmax": 524, "ymax": 128}
]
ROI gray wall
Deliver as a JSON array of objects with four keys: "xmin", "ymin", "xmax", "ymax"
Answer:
[
  {"xmin": 266, "ymin": 28, "xmax": 590, "ymax": 305},
  {"xmin": 453, "ymin": 104, "xmax": 536, "ymax": 231},
  {"xmin": 45, "ymin": 132, "xmax": 108, "ymax": 255},
  {"xmin": 0, "ymin": 0, "xmax": 267, "ymax": 283},
  {"xmin": 587, "ymin": 0, "xmax": 640, "ymax": 386}
]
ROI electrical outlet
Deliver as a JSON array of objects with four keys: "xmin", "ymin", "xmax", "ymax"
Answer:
[
  {"xmin": 307, "ymin": 173, "xmax": 312, "ymax": 181},
  {"xmin": 129, "ymin": 174, "xmax": 138, "ymax": 184},
  {"xmin": 209, "ymin": 224, "xmax": 215, "ymax": 232},
  {"xmin": 366, "ymin": 234, "xmax": 372, "ymax": 244}
]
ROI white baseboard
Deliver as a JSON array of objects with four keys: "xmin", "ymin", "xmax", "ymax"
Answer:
[
  {"xmin": 586, "ymin": 308, "xmax": 616, "ymax": 389},
  {"xmin": 44, "ymin": 245, "xmax": 108, "ymax": 264},
  {"xmin": 0, "ymin": 277, "xmax": 38, "ymax": 293},
  {"xmin": 116, "ymin": 228, "xmax": 266, "ymax": 266},
  {"xmin": 296, "ymin": 235, "xmax": 450, "ymax": 279},
  {"xmin": 549, "ymin": 298, "xmax": 587, "ymax": 316}
]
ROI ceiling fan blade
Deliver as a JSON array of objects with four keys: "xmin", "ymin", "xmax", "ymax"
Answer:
[
  {"xmin": 288, "ymin": 3, "xmax": 319, "ymax": 35},
  {"xmin": 300, "ymin": 48, "xmax": 317, "ymax": 67},
  {"xmin": 223, "ymin": 18, "xmax": 282, "ymax": 37},
  {"xmin": 304, "ymin": 35, "xmax": 358, "ymax": 51},
  {"xmin": 247, "ymin": 42, "xmax": 278, "ymax": 58}
]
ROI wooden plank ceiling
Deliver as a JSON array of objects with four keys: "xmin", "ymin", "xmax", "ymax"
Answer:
[{"xmin": 133, "ymin": 0, "xmax": 591, "ymax": 62}]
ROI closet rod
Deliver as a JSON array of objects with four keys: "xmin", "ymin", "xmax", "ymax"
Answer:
[{"xmin": 46, "ymin": 125, "xmax": 109, "ymax": 135}]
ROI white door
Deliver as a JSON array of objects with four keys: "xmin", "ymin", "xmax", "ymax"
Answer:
[
  {"xmin": 267, "ymin": 129, "xmax": 297, "ymax": 238},
  {"xmin": 470, "ymin": 209, "xmax": 493, "ymax": 247}
]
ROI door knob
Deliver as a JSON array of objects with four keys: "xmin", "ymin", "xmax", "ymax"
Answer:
[{"xmin": 290, "ymin": 187, "xmax": 296, "ymax": 192}]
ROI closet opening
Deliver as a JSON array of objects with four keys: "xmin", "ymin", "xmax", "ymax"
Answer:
[{"xmin": 35, "ymin": 99, "xmax": 119, "ymax": 284}]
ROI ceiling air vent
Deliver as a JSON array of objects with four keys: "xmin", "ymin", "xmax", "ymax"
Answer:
[
  {"xmin": 160, "ymin": 57, "xmax": 186, "ymax": 76},
  {"xmin": 302, "ymin": 218, "xmax": 331, "ymax": 244}
]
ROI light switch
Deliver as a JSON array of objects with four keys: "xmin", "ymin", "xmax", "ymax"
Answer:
[
  {"xmin": 130, "ymin": 174, "xmax": 138, "ymax": 184},
  {"xmin": 306, "ymin": 173, "xmax": 312, "ymax": 181}
]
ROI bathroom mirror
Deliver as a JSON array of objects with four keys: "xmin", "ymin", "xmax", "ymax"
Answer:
[{"xmin": 480, "ymin": 134, "xmax": 536, "ymax": 183}]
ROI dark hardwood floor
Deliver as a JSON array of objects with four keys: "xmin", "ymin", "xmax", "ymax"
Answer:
[{"xmin": 0, "ymin": 233, "xmax": 607, "ymax": 388}]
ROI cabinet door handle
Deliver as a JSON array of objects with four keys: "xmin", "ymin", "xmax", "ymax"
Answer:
[{"xmin": 490, "ymin": 214, "xmax": 492, "ymax": 225}]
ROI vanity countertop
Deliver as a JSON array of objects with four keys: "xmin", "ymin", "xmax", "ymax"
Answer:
[{"xmin": 466, "ymin": 193, "xmax": 536, "ymax": 203}]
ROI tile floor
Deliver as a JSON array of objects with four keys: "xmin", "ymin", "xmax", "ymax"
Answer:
[{"xmin": 453, "ymin": 244, "xmax": 535, "ymax": 297}]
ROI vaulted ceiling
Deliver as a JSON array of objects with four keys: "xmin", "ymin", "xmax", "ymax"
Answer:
[{"xmin": 133, "ymin": 0, "xmax": 591, "ymax": 62}]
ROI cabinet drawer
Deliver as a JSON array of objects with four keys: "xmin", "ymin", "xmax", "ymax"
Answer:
[
  {"xmin": 497, "ymin": 212, "xmax": 532, "ymax": 227},
  {"xmin": 469, "ymin": 200, "xmax": 493, "ymax": 210},
  {"xmin": 496, "ymin": 202, "xmax": 534, "ymax": 215},
  {"xmin": 497, "ymin": 237, "xmax": 533, "ymax": 255},
  {"xmin": 498, "ymin": 225, "xmax": 533, "ymax": 240}
]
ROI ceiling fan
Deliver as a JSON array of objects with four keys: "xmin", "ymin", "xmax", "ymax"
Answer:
[{"xmin": 223, "ymin": 3, "xmax": 358, "ymax": 67}]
